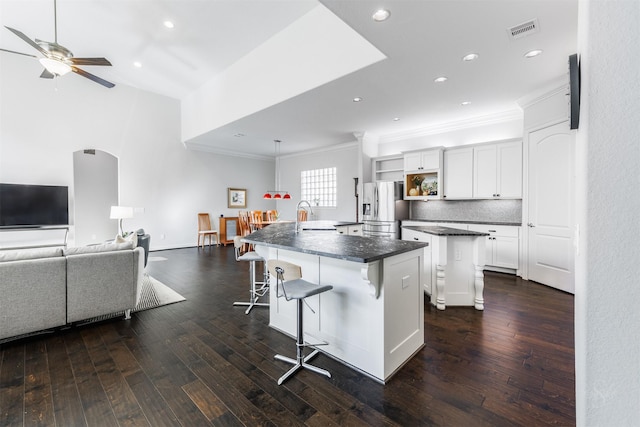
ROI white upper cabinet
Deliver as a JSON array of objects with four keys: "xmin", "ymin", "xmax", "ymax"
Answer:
[
  {"xmin": 403, "ymin": 148, "xmax": 443, "ymax": 200},
  {"xmin": 404, "ymin": 149, "xmax": 441, "ymax": 171},
  {"xmin": 473, "ymin": 140, "xmax": 522, "ymax": 199},
  {"xmin": 443, "ymin": 147, "xmax": 473, "ymax": 199}
]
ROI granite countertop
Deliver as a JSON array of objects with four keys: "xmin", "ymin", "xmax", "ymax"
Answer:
[
  {"xmin": 243, "ymin": 222, "xmax": 426, "ymax": 263},
  {"xmin": 403, "ymin": 219, "xmax": 522, "ymax": 226},
  {"xmin": 403, "ymin": 225, "xmax": 490, "ymax": 237}
]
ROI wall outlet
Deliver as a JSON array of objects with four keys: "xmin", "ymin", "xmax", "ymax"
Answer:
[
  {"xmin": 160, "ymin": 234, "xmax": 165, "ymax": 240},
  {"xmin": 454, "ymin": 249, "xmax": 461, "ymax": 261}
]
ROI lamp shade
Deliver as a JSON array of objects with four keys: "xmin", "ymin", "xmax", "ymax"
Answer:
[
  {"xmin": 110, "ymin": 206, "xmax": 134, "ymax": 219},
  {"xmin": 263, "ymin": 192, "xmax": 272, "ymax": 199}
]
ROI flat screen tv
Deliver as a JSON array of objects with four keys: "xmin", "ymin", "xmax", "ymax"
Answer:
[
  {"xmin": 569, "ymin": 53, "xmax": 580, "ymax": 130},
  {"xmin": 0, "ymin": 183, "xmax": 69, "ymax": 228}
]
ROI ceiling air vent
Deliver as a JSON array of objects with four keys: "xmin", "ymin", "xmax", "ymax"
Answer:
[{"xmin": 507, "ymin": 18, "xmax": 540, "ymax": 40}]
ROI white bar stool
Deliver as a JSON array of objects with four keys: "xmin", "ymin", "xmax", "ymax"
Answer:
[
  {"xmin": 233, "ymin": 236, "xmax": 268, "ymax": 314},
  {"xmin": 268, "ymin": 259, "xmax": 333, "ymax": 385}
]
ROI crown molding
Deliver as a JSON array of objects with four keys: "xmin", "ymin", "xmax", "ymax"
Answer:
[
  {"xmin": 280, "ymin": 140, "xmax": 359, "ymax": 159},
  {"xmin": 183, "ymin": 140, "xmax": 273, "ymax": 161},
  {"xmin": 378, "ymin": 109, "xmax": 523, "ymax": 144},
  {"xmin": 516, "ymin": 76, "xmax": 569, "ymax": 109}
]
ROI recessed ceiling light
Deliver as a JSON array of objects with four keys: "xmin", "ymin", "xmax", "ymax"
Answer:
[
  {"xmin": 393, "ymin": 117, "xmax": 400, "ymax": 121},
  {"xmin": 524, "ymin": 49, "xmax": 543, "ymax": 58},
  {"xmin": 462, "ymin": 53, "xmax": 479, "ymax": 62},
  {"xmin": 372, "ymin": 9, "xmax": 390, "ymax": 22},
  {"xmin": 163, "ymin": 20, "xmax": 174, "ymax": 29},
  {"xmin": 461, "ymin": 101, "xmax": 472, "ymax": 106},
  {"xmin": 434, "ymin": 76, "xmax": 448, "ymax": 83},
  {"xmin": 353, "ymin": 97, "xmax": 363, "ymax": 102},
  {"xmin": 133, "ymin": 61, "xmax": 142, "ymax": 68},
  {"xmin": 234, "ymin": 133, "xmax": 245, "ymax": 137}
]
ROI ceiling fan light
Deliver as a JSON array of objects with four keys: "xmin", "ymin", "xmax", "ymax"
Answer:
[{"xmin": 39, "ymin": 57, "xmax": 71, "ymax": 76}]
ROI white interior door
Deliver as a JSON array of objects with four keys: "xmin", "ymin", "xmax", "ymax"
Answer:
[{"xmin": 527, "ymin": 122, "xmax": 575, "ymax": 293}]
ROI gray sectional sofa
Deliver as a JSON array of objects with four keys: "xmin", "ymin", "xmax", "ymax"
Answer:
[{"xmin": 0, "ymin": 242, "xmax": 144, "ymax": 342}]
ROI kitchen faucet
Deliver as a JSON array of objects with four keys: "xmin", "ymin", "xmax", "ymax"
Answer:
[{"xmin": 295, "ymin": 200, "xmax": 313, "ymax": 233}]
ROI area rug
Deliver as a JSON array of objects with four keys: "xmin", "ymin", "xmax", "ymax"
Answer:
[{"xmin": 134, "ymin": 274, "xmax": 186, "ymax": 312}]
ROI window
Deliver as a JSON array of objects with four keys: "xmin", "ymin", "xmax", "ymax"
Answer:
[{"xmin": 301, "ymin": 167, "xmax": 337, "ymax": 207}]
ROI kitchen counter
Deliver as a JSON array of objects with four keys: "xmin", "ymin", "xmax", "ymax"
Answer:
[
  {"xmin": 246, "ymin": 221, "xmax": 425, "ymax": 383},
  {"xmin": 403, "ymin": 225, "xmax": 489, "ymax": 237},
  {"xmin": 295, "ymin": 220, "xmax": 362, "ymax": 231},
  {"xmin": 244, "ymin": 221, "xmax": 427, "ymax": 263},
  {"xmin": 405, "ymin": 219, "xmax": 521, "ymax": 226},
  {"xmin": 402, "ymin": 225, "xmax": 487, "ymax": 311}
]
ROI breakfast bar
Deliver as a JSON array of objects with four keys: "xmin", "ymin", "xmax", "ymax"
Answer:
[{"xmin": 243, "ymin": 221, "xmax": 428, "ymax": 383}]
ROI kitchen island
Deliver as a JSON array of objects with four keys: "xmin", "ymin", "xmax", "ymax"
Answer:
[
  {"xmin": 402, "ymin": 225, "xmax": 489, "ymax": 310},
  {"xmin": 243, "ymin": 221, "xmax": 427, "ymax": 383}
]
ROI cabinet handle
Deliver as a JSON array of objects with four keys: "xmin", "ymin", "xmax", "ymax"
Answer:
[
  {"xmin": 413, "ymin": 237, "xmax": 419, "ymax": 240},
  {"xmin": 488, "ymin": 229, "xmax": 496, "ymax": 233},
  {"xmin": 527, "ymin": 222, "xmax": 535, "ymax": 228}
]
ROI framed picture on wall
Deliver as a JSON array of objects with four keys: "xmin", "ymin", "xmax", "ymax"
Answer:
[{"xmin": 228, "ymin": 188, "xmax": 247, "ymax": 208}]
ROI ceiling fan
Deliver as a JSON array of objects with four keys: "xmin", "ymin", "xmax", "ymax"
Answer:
[{"xmin": 0, "ymin": 0, "xmax": 115, "ymax": 88}]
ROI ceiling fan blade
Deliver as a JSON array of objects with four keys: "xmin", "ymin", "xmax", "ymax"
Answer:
[
  {"xmin": 4, "ymin": 26, "xmax": 49, "ymax": 57},
  {"xmin": 40, "ymin": 69, "xmax": 55, "ymax": 79},
  {"xmin": 0, "ymin": 47, "xmax": 37, "ymax": 58},
  {"xmin": 70, "ymin": 57, "xmax": 112, "ymax": 66},
  {"xmin": 71, "ymin": 66, "xmax": 115, "ymax": 88}
]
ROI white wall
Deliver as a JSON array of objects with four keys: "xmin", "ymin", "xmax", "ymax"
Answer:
[
  {"xmin": 0, "ymin": 55, "xmax": 275, "ymax": 250},
  {"xmin": 575, "ymin": 0, "xmax": 640, "ymax": 425},
  {"xmin": 277, "ymin": 142, "xmax": 360, "ymax": 222}
]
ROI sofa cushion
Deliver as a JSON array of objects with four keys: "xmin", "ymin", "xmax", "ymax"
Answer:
[
  {"xmin": 0, "ymin": 247, "xmax": 63, "ymax": 263},
  {"xmin": 63, "ymin": 241, "xmax": 134, "ymax": 256}
]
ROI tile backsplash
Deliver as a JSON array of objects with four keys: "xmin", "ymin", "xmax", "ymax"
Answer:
[{"xmin": 410, "ymin": 199, "xmax": 521, "ymax": 224}]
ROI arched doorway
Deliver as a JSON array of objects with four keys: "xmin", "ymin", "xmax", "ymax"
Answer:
[{"xmin": 72, "ymin": 149, "xmax": 118, "ymax": 246}]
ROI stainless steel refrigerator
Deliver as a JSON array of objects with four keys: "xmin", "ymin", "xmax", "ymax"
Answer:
[{"xmin": 362, "ymin": 181, "xmax": 409, "ymax": 239}]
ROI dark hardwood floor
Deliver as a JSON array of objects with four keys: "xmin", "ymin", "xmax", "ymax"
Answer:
[{"xmin": 0, "ymin": 246, "xmax": 575, "ymax": 426}]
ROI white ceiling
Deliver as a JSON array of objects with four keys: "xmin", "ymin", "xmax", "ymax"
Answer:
[{"xmin": 0, "ymin": 0, "xmax": 578, "ymax": 158}]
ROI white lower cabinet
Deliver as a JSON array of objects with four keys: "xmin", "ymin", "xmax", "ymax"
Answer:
[
  {"xmin": 467, "ymin": 224, "xmax": 519, "ymax": 270},
  {"xmin": 401, "ymin": 227, "xmax": 432, "ymax": 295},
  {"xmin": 336, "ymin": 224, "xmax": 363, "ymax": 236}
]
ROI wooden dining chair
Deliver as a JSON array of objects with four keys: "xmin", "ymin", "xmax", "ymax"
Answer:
[
  {"xmin": 297, "ymin": 209, "xmax": 308, "ymax": 222},
  {"xmin": 197, "ymin": 213, "xmax": 219, "ymax": 248},
  {"xmin": 249, "ymin": 210, "xmax": 263, "ymax": 231},
  {"xmin": 238, "ymin": 211, "xmax": 251, "ymax": 237},
  {"xmin": 266, "ymin": 210, "xmax": 278, "ymax": 221}
]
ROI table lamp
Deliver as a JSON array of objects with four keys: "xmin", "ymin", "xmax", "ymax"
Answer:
[{"xmin": 110, "ymin": 206, "xmax": 134, "ymax": 237}]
